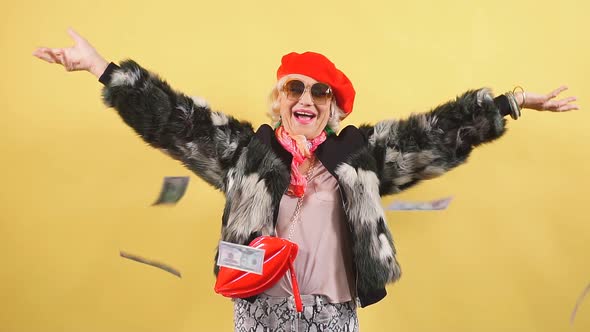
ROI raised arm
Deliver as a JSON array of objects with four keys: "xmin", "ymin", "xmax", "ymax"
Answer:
[
  {"xmin": 33, "ymin": 29, "xmax": 255, "ymax": 191},
  {"xmin": 360, "ymin": 87, "xmax": 578, "ymax": 196}
]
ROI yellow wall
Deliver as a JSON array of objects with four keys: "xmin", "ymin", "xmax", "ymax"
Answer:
[{"xmin": 2, "ymin": 0, "xmax": 589, "ymax": 331}]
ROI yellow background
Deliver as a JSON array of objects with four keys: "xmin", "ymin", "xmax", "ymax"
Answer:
[{"xmin": 1, "ymin": 0, "xmax": 589, "ymax": 331}]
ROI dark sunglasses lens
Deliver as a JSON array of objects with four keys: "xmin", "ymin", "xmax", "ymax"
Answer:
[
  {"xmin": 311, "ymin": 83, "xmax": 331, "ymax": 104},
  {"xmin": 285, "ymin": 80, "xmax": 305, "ymax": 100}
]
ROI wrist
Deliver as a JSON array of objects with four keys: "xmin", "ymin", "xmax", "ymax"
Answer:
[
  {"xmin": 89, "ymin": 57, "xmax": 109, "ymax": 78},
  {"xmin": 515, "ymin": 92, "xmax": 525, "ymax": 108},
  {"xmin": 512, "ymin": 86, "xmax": 526, "ymax": 109}
]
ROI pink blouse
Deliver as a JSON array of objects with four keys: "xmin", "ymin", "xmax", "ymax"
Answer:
[{"xmin": 263, "ymin": 162, "xmax": 356, "ymax": 303}]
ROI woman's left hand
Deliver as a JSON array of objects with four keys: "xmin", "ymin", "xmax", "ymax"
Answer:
[{"xmin": 516, "ymin": 86, "xmax": 579, "ymax": 112}]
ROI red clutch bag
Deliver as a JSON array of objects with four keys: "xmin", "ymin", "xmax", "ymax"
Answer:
[{"xmin": 214, "ymin": 236, "xmax": 303, "ymax": 312}]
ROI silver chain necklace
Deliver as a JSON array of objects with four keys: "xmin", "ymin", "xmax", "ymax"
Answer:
[{"xmin": 286, "ymin": 157, "xmax": 317, "ymax": 241}]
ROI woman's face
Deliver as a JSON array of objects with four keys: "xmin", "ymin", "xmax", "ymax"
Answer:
[{"xmin": 278, "ymin": 74, "xmax": 332, "ymax": 139}]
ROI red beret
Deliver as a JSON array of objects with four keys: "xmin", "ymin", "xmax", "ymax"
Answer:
[{"xmin": 276, "ymin": 52, "xmax": 356, "ymax": 116}]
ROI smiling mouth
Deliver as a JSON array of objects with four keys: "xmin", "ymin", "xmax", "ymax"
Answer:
[{"xmin": 293, "ymin": 110, "xmax": 316, "ymax": 120}]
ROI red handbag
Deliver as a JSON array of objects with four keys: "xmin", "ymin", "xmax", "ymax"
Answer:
[
  {"xmin": 215, "ymin": 159, "xmax": 321, "ymax": 313},
  {"xmin": 214, "ymin": 236, "xmax": 303, "ymax": 312}
]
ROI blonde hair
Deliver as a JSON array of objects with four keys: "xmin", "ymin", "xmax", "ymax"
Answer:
[{"xmin": 267, "ymin": 75, "xmax": 346, "ymax": 132}]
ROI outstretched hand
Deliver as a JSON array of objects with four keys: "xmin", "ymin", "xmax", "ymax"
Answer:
[
  {"xmin": 32, "ymin": 28, "xmax": 108, "ymax": 78},
  {"xmin": 521, "ymin": 86, "xmax": 579, "ymax": 112}
]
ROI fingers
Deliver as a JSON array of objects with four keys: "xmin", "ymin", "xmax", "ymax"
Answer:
[
  {"xmin": 33, "ymin": 39, "xmax": 94, "ymax": 72},
  {"xmin": 50, "ymin": 48, "xmax": 66, "ymax": 65},
  {"xmin": 556, "ymin": 104, "xmax": 579, "ymax": 112},
  {"xmin": 560, "ymin": 96, "xmax": 577, "ymax": 104},
  {"xmin": 547, "ymin": 86, "xmax": 568, "ymax": 99},
  {"xmin": 543, "ymin": 96, "xmax": 579, "ymax": 112},
  {"xmin": 62, "ymin": 51, "xmax": 72, "ymax": 71},
  {"xmin": 32, "ymin": 47, "xmax": 64, "ymax": 65},
  {"xmin": 555, "ymin": 96, "xmax": 579, "ymax": 112},
  {"xmin": 59, "ymin": 49, "xmax": 78, "ymax": 71},
  {"xmin": 67, "ymin": 27, "xmax": 85, "ymax": 44},
  {"xmin": 49, "ymin": 51, "xmax": 62, "ymax": 64},
  {"xmin": 32, "ymin": 48, "xmax": 56, "ymax": 63},
  {"xmin": 32, "ymin": 47, "xmax": 79, "ymax": 71}
]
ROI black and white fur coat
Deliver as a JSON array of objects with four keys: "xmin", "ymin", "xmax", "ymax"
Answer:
[{"xmin": 99, "ymin": 60, "xmax": 508, "ymax": 307}]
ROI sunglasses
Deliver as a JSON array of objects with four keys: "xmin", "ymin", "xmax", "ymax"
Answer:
[{"xmin": 282, "ymin": 79, "xmax": 333, "ymax": 105}]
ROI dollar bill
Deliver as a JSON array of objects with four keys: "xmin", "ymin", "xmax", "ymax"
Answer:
[
  {"xmin": 570, "ymin": 282, "xmax": 590, "ymax": 325},
  {"xmin": 119, "ymin": 251, "xmax": 181, "ymax": 278},
  {"xmin": 217, "ymin": 241, "xmax": 265, "ymax": 275},
  {"xmin": 386, "ymin": 196, "xmax": 453, "ymax": 211},
  {"xmin": 152, "ymin": 176, "xmax": 189, "ymax": 205}
]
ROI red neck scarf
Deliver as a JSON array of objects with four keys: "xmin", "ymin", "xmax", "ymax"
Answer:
[{"xmin": 275, "ymin": 126, "xmax": 327, "ymax": 197}]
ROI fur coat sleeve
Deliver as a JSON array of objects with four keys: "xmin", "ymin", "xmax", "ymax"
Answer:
[
  {"xmin": 359, "ymin": 88, "xmax": 507, "ymax": 196},
  {"xmin": 100, "ymin": 60, "xmax": 255, "ymax": 191}
]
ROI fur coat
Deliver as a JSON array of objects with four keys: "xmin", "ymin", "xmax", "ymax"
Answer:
[{"xmin": 99, "ymin": 60, "xmax": 508, "ymax": 307}]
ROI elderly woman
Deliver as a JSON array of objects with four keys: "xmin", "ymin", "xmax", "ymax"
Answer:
[{"xmin": 33, "ymin": 29, "xmax": 577, "ymax": 332}]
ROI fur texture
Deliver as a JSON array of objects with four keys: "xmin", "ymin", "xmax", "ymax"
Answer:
[{"xmin": 102, "ymin": 60, "xmax": 507, "ymax": 307}]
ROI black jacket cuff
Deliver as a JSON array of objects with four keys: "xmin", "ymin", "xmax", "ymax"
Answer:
[
  {"xmin": 98, "ymin": 62, "xmax": 120, "ymax": 85},
  {"xmin": 494, "ymin": 95, "xmax": 511, "ymax": 117}
]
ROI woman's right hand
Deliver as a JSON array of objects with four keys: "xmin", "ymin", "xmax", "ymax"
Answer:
[{"xmin": 33, "ymin": 28, "xmax": 109, "ymax": 78}]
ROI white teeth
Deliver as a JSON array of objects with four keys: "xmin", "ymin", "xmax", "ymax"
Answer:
[{"xmin": 294, "ymin": 111, "xmax": 315, "ymax": 118}]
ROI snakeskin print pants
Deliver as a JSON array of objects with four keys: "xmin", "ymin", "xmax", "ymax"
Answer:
[{"xmin": 234, "ymin": 294, "xmax": 359, "ymax": 332}]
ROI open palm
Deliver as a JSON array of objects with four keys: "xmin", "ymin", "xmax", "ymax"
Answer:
[
  {"xmin": 523, "ymin": 86, "xmax": 578, "ymax": 112},
  {"xmin": 32, "ymin": 28, "xmax": 107, "ymax": 77}
]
